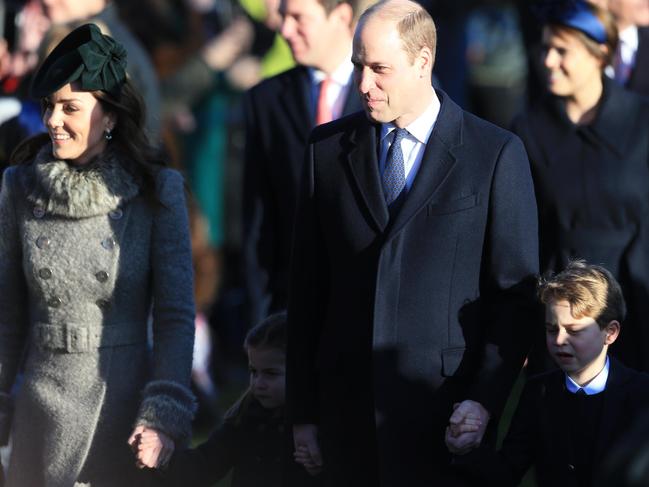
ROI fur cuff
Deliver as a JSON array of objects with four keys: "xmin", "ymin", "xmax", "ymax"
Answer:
[
  {"xmin": 0, "ymin": 392, "xmax": 13, "ymax": 445},
  {"xmin": 135, "ymin": 381, "xmax": 197, "ymax": 446}
]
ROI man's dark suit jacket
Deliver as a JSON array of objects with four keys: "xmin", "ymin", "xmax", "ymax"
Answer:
[
  {"xmin": 454, "ymin": 357, "xmax": 649, "ymax": 487},
  {"xmin": 286, "ymin": 89, "xmax": 539, "ymax": 487},
  {"xmin": 242, "ymin": 66, "xmax": 361, "ymax": 325},
  {"xmin": 626, "ymin": 27, "xmax": 649, "ymax": 97}
]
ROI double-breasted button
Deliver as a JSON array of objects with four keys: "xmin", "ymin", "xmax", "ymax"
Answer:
[
  {"xmin": 567, "ymin": 464, "xmax": 575, "ymax": 471},
  {"xmin": 108, "ymin": 208, "xmax": 123, "ymax": 220},
  {"xmin": 95, "ymin": 271, "xmax": 109, "ymax": 283},
  {"xmin": 96, "ymin": 299, "xmax": 111, "ymax": 310},
  {"xmin": 47, "ymin": 296, "xmax": 61, "ymax": 308},
  {"xmin": 36, "ymin": 236, "xmax": 51, "ymax": 249},
  {"xmin": 38, "ymin": 268, "xmax": 52, "ymax": 280},
  {"xmin": 101, "ymin": 237, "xmax": 115, "ymax": 250},
  {"xmin": 33, "ymin": 206, "xmax": 45, "ymax": 218}
]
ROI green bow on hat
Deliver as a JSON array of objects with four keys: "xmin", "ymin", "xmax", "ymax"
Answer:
[
  {"xmin": 77, "ymin": 28, "xmax": 127, "ymax": 94},
  {"xmin": 31, "ymin": 23, "xmax": 128, "ymax": 99}
]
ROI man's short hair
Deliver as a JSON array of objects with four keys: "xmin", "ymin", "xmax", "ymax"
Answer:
[
  {"xmin": 357, "ymin": 0, "xmax": 437, "ymax": 64},
  {"xmin": 537, "ymin": 260, "xmax": 626, "ymax": 328},
  {"xmin": 319, "ymin": 0, "xmax": 373, "ymax": 21}
]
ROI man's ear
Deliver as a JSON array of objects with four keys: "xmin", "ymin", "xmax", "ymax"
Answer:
[
  {"xmin": 416, "ymin": 46, "xmax": 433, "ymax": 75},
  {"xmin": 604, "ymin": 320, "xmax": 621, "ymax": 345},
  {"xmin": 331, "ymin": 2, "xmax": 353, "ymax": 28}
]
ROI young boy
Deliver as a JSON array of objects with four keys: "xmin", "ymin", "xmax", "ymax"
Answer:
[{"xmin": 446, "ymin": 260, "xmax": 649, "ymax": 487}]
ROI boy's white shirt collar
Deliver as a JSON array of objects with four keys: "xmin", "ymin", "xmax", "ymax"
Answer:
[{"xmin": 565, "ymin": 356, "xmax": 610, "ymax": 395}]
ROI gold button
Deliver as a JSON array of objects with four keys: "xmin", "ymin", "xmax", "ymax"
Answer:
[
  {"xmin": 109, "ymin": 208, "xmax": 123, "ymax": 220},
  {"xmin": 47, "ymin": 296, "xmax": 61, "ymax": 308},
  {"xmin": 33, "ymin": 207, "xmax": 45, "ymax": 218}
]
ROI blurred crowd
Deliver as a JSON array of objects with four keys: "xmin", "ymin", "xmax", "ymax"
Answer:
[{"xmin": 1, "ymin": 0, "xmax": 649, "ymax": 448}]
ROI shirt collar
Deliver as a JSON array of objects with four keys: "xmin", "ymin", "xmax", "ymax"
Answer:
[
  {"xmin": 565, "ymin": 356, "xmax": 610, "ymax": 395},
  {"xmin": 380, "ymin": 89, "xmax": 441, "ymax": 144},
  {"xmin": 619, "ymin": 25, "xmax": 639, "ymax": 50},
  {"xmin": 309, "ymin": 56, "xmax": 354, "ymax": 86}
]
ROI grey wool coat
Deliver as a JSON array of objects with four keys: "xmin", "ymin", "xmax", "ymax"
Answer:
[{"xmin": 0, "ymin": 145, "xmax": 196, "ymax": 487}]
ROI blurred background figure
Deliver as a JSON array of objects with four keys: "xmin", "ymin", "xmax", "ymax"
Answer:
[
  {"xmin": 242, "ymin": 0, "xmax": 371, "ymax": 328},
  {"xmin": 591, "ymin": 0, "xmax": 649, "ymax": 95},
  {"xmin": 465, "ymin": 0, "xmax": 527, "ymax": 128},
  {"xmin": 512, "ymin": 0, "xmax": 649, "ymax": 373},
  {"xmin": 0, "ymin": 0, "xmax": 50, "ymax": 174}
]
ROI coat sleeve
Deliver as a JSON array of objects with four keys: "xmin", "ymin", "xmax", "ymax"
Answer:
[
  {"xmin": 135, "ymin": 169, "xmax": 197, "ymax": 446},
  {"xmin": 241, "ymin": 89, "xmax": 276, "ymax": 326},
  {"xmin": 286, "ymin": 140, "xmax": 326, "ymax": 424},
  {"xmin": 469, "ymin": 134, "xmax": 540, "ymax": 416},
  {"xmin": 155, "ymin": 419, "xmax": 239, "ymax": 487},
  {"xmin": 0, "ymin": 167, "xmax": 29, "ymax": 445}
]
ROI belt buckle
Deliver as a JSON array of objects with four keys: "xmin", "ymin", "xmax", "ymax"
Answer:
[{"xmin": 65, "ymin": 325, "xmax": 89, "ymax": 353}]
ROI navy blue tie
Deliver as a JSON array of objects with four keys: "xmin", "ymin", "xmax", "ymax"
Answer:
[{"xmin": 382, "ymin": 128, "xmax": 408, "ymax": 206}]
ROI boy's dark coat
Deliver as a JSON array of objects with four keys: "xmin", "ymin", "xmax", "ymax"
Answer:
[{"xmin": 455, "ymin": 357, "xmax": 649, "ymax": 486}]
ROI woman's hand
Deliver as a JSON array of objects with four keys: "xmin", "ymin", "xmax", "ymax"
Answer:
[{"xmin": 128, "ymin": 425, "xmax": 175, "ymax": 469}]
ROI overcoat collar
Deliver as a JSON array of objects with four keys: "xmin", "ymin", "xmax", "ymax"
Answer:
[
  {"xmin": 25, "ymin": 144, "xmax": 140, "ymax": 218},
  {"xmin": 538, "ymin": 77, "xmax": 637, "ymax": 161},
  {"xmin": 343, "ymin": 89, "xmax": 462, "ymax": 237}
]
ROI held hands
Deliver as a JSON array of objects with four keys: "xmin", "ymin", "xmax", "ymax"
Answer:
[
  {"xmin": 293, "ymin": 424, "xmax": 323, "ymax": 476},
  {"xmin": 445, "ymin": 400, "xmax": 490, "ymax": 455},
  {"xmin": 128, "ymin": 425, "xmax": 175, "ymax": 469}
]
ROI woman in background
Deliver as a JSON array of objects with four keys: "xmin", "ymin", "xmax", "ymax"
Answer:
[{"xmin": 513, "ymin": 0, "xmax": 649, "ymax": 372}]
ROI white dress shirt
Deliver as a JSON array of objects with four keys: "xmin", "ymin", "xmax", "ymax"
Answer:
[
  {"xmin": 379, "ymin": 90, "xmax": 441, "ymax": 190},
  {"xmin": 606, "ymin": 25, "xmax": 639, "ymax": 85},
  {"xmin": 309, "ymin": 58, "xmax": 354, "ymax": 122}
]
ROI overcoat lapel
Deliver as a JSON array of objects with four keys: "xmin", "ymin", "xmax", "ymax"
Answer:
[
  {"xmin": 386, "ymin": 91, "xmax": 460, "ymax": 240},
  {"xmin": 345, "ymin": 120, "xmax": 389, "ymax": 233},
  {"xmin": 280, "ymin": 67, "xmax": 313, "ymax": 143}
]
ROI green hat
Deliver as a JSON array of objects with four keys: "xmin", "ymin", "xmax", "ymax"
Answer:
[{"xmin": 30, "ymin": 23, "xmax": 127, "ymax": 99}]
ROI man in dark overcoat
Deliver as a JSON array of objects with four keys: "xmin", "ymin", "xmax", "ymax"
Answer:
[
  {"xmin": 241, "ymin": 0, "xmax": 367, "ymax": 325},
  {"xmin": 286, "ymin": 0, "xmax": 540, "ymax": 485}
]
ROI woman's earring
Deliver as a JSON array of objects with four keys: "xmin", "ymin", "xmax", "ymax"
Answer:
[{"xmin": 104, "ymin": 130, "xmax": 113, "ymax": 140}]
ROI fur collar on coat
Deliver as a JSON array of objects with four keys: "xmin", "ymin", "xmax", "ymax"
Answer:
[{"xmin": 26, "ymin": 144, "xmax": 140, "ymax": 218}]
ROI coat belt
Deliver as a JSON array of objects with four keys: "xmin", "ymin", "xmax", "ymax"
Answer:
[{"xmin": 32, "ymin": 323, "xmax": 147, "ymax": 353}]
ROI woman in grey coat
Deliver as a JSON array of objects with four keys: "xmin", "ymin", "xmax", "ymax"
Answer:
[{"xmin": 0, "ymin": 24, "xmax": 196, "ymax": 486}]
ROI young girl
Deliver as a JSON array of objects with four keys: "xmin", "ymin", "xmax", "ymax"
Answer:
[{"xmin": 141, "ymin": 311, "xmax": 322, "ymax": 487}]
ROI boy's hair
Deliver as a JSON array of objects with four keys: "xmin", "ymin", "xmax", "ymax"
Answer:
[
  {"xmin": 537, "ymin": 260, "xmax": 626, "ymax": 328},
  {"xmin": 224, "ymin": 312, "xmax": 288, "ymax": 423},
  {"xmin": 244, "ymin": 311, "xmax": 287, "ymax": 352}
]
